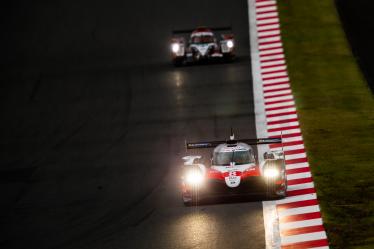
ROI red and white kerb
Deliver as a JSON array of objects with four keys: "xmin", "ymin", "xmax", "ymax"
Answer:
[{"xmin": 251, "ymin": 0, "xmax": 329, "ymax": 248}]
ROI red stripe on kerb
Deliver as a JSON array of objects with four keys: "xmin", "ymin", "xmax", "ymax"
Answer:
[
  {"xmin": 287, "ymin": 188, "xmax": 316, "ymax": 197},
  {"xmin": 267, "ymin": 118, "xmax": 299, "ymax": 125},
  {"xmin": 286, "ymin": 167, "xmax": 310, "ymax": 175},
  {"xmin": 259, "ymin": 45, "xmax": 283, "ymax": 52},
  {"xmin": 262, "ymin": 74, "xmax": 288, "ymax": 81},
  {"xmin": 264, "ymin": 86, "xmax": 290, "ymax": 93},
  {"xmin": 269, "ymin": 132, "xmax": 301, "ymax": 138},
  {"xmin": 268, "ymin": 125, "xmax": 300, "ymax": 133},
  {"xmin": 266, "ymin": 111, "xmax": 296, "ymax": 118},
  {"xmin": 277, "ymin": 199, "xmax": 319, "ymax": 211},
  {"xmin": 257, "ymin": 4, "xmax": 277, "ymax": 9},
  {"xmin": 257, "ymin": 15, "xmax": 278, "ymax": 21},
  {"xmin": 284, "ymin": 148, "xmax": 305, "ymax": 155},
  {"xmin": 265, "ymin": 98, "xmax": 293, "ymax": 105},
  {"xmin": 287, "ymin": 177, "xmax": 313, "ymax": 186},
  {"xmin": 257, "ymin": 10, "xmax": 278, "ymax": 15},
  {"xmin": 281, "ymin": 225, "xmax": 325, "ymax": 236},
  {"xmin": 259, "ymin": 33, "xmax": 281, "ymax": 39},
  {"xmin": 265, "ymin": 105, "xmax": 295, "ymax": 112},
  {"xmin": 286, "ymin": 157, "xmax": 308, "ymax": 165},
  {"xmin": 259, "ymin": 40, "xmax": 282, "ymax": 46},
  {"xmin": 263, "ymin": 81, "xmax": 290, "ymax": 87},
  {"xmin": 260, "ymin": 52, "xmax": 285, "ymax": 60},
  {"xmin": 270, "ymin": 140, "xmax": 303, "ymax": 148},
  {"xmin": 265, "ymin": 93, "xmax": 292, "ymax": 100},
  {"xmin": 262, "ymin": 69, "xmax": 286, "ymax": 75},
  {"xmin": 262, "ymin": 63, "xmax": 286, "ymax": 70},
  {"xmin": 281, "ymin": 239, "xmax": 329, "ymax": 249},
  {"xmin": 258, "ymin": 27, "xmax": 280, "ymax": 33},
  {"xmin": 261, "ymin": 56, "xmax": 284, "ymax": 63},
  {"xmin": 280, "ymin": 212, "xmax": 321, "ymax": 223}
]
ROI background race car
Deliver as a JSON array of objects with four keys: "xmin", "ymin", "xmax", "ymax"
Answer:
[
  {"xmin": 170, "ymin": 26, "xmax": 235, "ymax": 66},
  {"xmin": 181, "ymin": 134, "xmax": 287, "ymax": 205}
]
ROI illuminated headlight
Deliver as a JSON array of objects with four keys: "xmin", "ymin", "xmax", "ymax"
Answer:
[
  {"xmin": 185, "ymin": 170, "xmax": 204, "ymax": 186},
  {"xmin": 264, "ymin": 168, "xmax": 279, "ymax": 178},
  {"xmin": 171, "ymin": 43, "xmax": 180, "ymax": 53},
  {"xmin": 226, "ymin": 40, "xmax": 234, "ymax": 48}
]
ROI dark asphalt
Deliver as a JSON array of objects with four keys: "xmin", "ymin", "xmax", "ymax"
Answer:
[
  {"xmin": 0, "ymin": 1, "xmax": 265, "ymax": 248},
  {"xmin": 336, "ymin": 0, "xmax": 374, "ymax": 92}
]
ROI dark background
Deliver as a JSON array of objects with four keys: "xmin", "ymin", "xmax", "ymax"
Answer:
[
  {"xmin": 336, "ymin": 0, "xmax": 374, "ymax": 92},
  {"xmin": 0, "ymin": 0, "xmax": 265, "ymax": 249}
]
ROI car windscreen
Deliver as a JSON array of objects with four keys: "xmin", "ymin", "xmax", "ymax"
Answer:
[
  {"xmin": 191, "ymin": 35, "xmax": 214, "ymax": 44},
  {"xmin": 213, "ymin": 150, "xmax": 254, "ymax": 166}
]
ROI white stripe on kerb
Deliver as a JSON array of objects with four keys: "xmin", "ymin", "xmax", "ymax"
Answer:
[
  {"xmin": 265, "ymin": 100, "xmax": 295, "ymax": 109},
  {"xmin": 281, "ymin": 231, "xmax": 327, "ymax": 245},
  {"xmin": 263, "ymin": 72, "xmax": 288, "ymax": 80},
  {"xmin": 262, "ymin": 65, "xmax": 287, "ymax": 73},
  {"xmin": 278, "ymin": 205, "xmax": 320, "ymax": 218},
  {"xmin": 260, "ymin": 48, "xmax": 284, "ymax": 55},
  {"xmin": 259, "ymin": 42, "xmax": 282, "ymax": 50},
  {"xmin": 258, "ymin": 18, "xmax": 280, "ymax": 25},
  {"xmin": 285, "ymin": 153, "xmax": 307, "ymax": 160},
  {"xmin": 259, "ymin": 30, "xmax": 281, "ymax": 37},
  {"xmin": 266, "ymin": 107, "xmax": 296, "ymax": 115},
  {"xmin": 277, "ymin": 144, "xmax": 305, "ymax": 152},
  {"xmin": 261, "ymin": 59, "xmax": 285, "ymax": 67},
  {"xmin": 263, "ymin": 76, "xmax": 289, "ymax": 84},
  {"xmin": 267, "ymin": 114, "xmax": 297, "ymax": 122},
  {"xmin": 281, "ymin": 136, "xmax": 303, "ymax": 142},
  {"xmin": 276, "ymin": 193, "xmax": 317, "ymax": 205},
  {"xmin": 286, "ymin": 162, "xmax": 309, "ymax": 170},
  {"xmin": 287, "ymin": 182, "xmax": 314, "ymax": 191},
  {"xmin": 279, "ymin": 218, "xmax": 323, "ymax": 230},
  {"xmin": 267, "ymin": 128, "xmax": 301, "ymax": 136},
  {"xmin": 257, "ymin": 6, "xmax": 277, "ymax": 13},
  {"xmin": 267, "ymin": 121, "xmax": 299, "ymax": 129},
  {"xmin": 264, "ymin": 89, "xmax": 292, "ymax": 98},
  {"xmin": 256, "ymin": 0, "xmax": 277, "ymax": 7},
  {"xmin": 264, "ymin": 83, "xmax": 290, "ymax": 91},
  {"xmin": 287, "ymin": 172, "xmax": 312, "ymax": 180},
  {"xmin": 265, "ymin": 94, "xmax": 293, "ymax": 103},
  {"xmin": 257, "ymin": 12, "xmax": 278, "ymax": 20},
  {"xmin": 259, "ymin": 36, "xmax": 281, "ymax": 44}
]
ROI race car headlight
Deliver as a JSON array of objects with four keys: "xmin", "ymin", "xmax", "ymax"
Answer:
[
  {"xmin": 226, "ymin": 40, "xmax": 234, "ymax": 48},
  {"xmin": 264, "ymin": 168, "xmax": 279, "ymax": 178},
  {"xmin": 171, "ymin": 43, "xmax": 180, "ymax": 53},
  {"xmin": 185, "ymin": 170, "xmax": 204, "ymax": 186}
]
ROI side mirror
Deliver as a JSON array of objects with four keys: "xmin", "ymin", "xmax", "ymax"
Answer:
[{"xmin": 182, "ymin": 155, "xmax": 202, "ymax": 165}]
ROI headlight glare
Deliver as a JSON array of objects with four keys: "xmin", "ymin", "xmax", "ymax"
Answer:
[
  {"xmin": 172, "ymin": 43, "xmax": 180, "ymax": 53},
  {"xmin": 264, "ymin": 168, "xmax": 279, "ymax": 178},
  {"xmin": 226, "ymin": 40, "xmax": 234, "ymax": 48},
  {"xmin": 185, "ymin": 170, "xmax": 204, "ymax": 185}
]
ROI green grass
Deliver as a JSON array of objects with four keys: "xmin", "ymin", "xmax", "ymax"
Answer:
[{"xmin": 277, "ymin": 0, "xmax": 374, "ymax": 248}]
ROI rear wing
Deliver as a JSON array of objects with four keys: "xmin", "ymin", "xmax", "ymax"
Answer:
[
  {"xmin": 186, "ymin": 138, "xmax": 282, "ymax": 150},
  {"xmin": 172, "ymin": 26, "xmax": 232, "ymax": 35}
]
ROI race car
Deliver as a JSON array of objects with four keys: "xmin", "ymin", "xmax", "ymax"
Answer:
[
  {"xmin": 181, "ymin": 134, "xmax": 287, "ymax": 205},
  {"xmin": 170, "ymin": 26, "xmax": 235, "ymax": 66}
]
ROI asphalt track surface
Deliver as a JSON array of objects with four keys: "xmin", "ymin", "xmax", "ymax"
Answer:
[
  {"xmin": 336, "ymin": 0, "xmax": 374, "ymax": 92},
  {"xmin": 0, "ymin": 0, "xmax": 267, "ymax": 249}
]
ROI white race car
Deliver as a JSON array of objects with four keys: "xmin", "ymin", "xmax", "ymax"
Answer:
[
  {"xmin": 170, "ymin": 26, "xmax": 235, "ymax": 66},
  {"xmin": 181, "ymin": 133, "xmax": 287, "ymax": 205}
]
